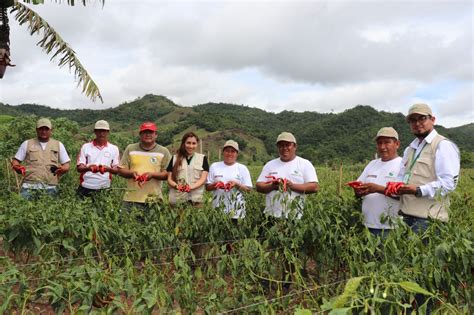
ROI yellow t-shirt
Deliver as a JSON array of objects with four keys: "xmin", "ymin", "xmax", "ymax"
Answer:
[{"xmin": 120, "ymin": 143, "xmax": 171, "ymax": 203}]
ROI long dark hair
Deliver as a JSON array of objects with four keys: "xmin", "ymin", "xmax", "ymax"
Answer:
[{"xmin": 172, "ymin": 132, "xmax": 199, "ymax": 182}]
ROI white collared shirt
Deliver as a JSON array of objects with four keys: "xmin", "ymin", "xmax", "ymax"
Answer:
[
  {"xmin": 397, "ymin": 129, "xmax": 460, "ymax": 198},
  {"xmin": 77, "ymin": 140, "xmax": 120, "ymax": 189}
]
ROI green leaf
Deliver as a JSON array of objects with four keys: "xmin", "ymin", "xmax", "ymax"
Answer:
[
  {"xmin": 329, "ymin": 307, "xmax": 351, "ymax": 315},
  {"xmin": 399, "ymin": 281, "xmax": 433, "ymax": 296},
  {"xmin": 295, "ymin": 308, "xmax": 312, "ymax": 315}
]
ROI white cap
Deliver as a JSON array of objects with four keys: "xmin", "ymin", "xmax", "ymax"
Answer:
[
  {"xmin": 276, "ymin": 132, "xmax": 296, "ymax": 144},
  {"xmin": 223, "ymin": 140, "xmax": 239, "ymax": 152},
  {"xmin": 94, "ymin": 120, "xmax": 110, "ymax": 130}
]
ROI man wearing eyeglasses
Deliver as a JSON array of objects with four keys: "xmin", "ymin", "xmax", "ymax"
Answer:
[{"xmin": 396, "ymin": 103, "xmax": 460, "ymax": 232}]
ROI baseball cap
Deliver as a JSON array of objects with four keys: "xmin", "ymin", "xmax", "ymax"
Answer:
[
  {"xmin": 407, "ymin": 103, "xmax": 432, "ymax": 118},
  {"xmin": 276, "ymin": 132, "xmax": 296, "ymax": 144},
  {"xmin": 36, "ymin": 118, "xmax": 52, "ymax": 129},
  {"xmin": 139, "ymin": 122, "xmax": 157, "ymax": 132},
  {"xmin": 223, "ymin": 140, "xmax": 239, "ymax": 152},
  {"xmin": 375, "ymin": 127, "xmax": 399, "ymax": 140},
  {"xmin": 94, "ymin": 120, "xmax": 110, "ymax": 130}
]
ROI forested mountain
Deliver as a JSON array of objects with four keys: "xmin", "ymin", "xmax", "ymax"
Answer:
[{"xmin": 1, "ymin": 94, "xmax": 473, "ymax": 166}]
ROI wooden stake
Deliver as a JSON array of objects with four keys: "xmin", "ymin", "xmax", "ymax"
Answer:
[{"xmin": 338, "ymin": 163, "xmax": 343, "ymax": 196}]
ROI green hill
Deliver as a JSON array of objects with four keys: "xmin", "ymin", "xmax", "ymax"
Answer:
[{"xmin": 1, "ymin": 95, "xmax": 472, "ymax": 166}]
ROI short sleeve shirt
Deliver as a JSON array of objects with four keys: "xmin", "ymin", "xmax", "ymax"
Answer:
[
  {"xmin": 15, "ymin": 139, "xmax": 70, "ymax": 189},
  {"xmin": 119, "ymin": 143, "xmax": 171, "ymax": 203},
  {"xmin": 77, "ymin": 141, "xmax": 120, "ymax": 189},
  {"xmin": 15, "ymin": 140, "xmax": 70, "ymax": 164},
  {"xmin": 257, "ymin": 156, "xmax": 318, "ymax": 218},
  {"xmin": 207, "ymin": 161, "xmax": 253, "ymax": 218},
  {"xmin": 357, "ymin": 157, "xmax": 402, "ymax": 229}
]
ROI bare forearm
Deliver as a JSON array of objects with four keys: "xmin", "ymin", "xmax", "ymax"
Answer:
[
  {"xmin": 76, "ymin": 164, "xmax": 89, "ymax": 173},
  {"xmin": 118, "ymin": 167, "xmax": 135, "ymax": 178},
  {"xmin": 256, "ymin": 182, "xmax": 277, "ymax": 193},
  {"xmin": 290, "ymin": 182, "xmax": 318, "ymax": 194}
]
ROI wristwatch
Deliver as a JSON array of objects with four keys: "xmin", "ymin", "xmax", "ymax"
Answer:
[{"xmin": 415, "ymin": 187, "xmax": 422, "ymax": 198}]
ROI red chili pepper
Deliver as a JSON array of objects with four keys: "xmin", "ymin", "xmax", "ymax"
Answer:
[
  {"xmin": 90, "ymin": 165, "xmax": 99, "ymax": 173},
  {"xmin": 282, "ymin": 178, "xmax": 288, "ymax": 192},
  {"xmin": 214, "ymin": 181, "xmax": 225, "ymax": 190},
  {"xmin": 224, "ymin": 182, "xmax": 236, "ymax": 192},
  {"xmin": 265, "ymin": 175, "xmax": 280, "ymax": 185},
  {"xmin": 98, "ymin": 165, "xmax": 107, "ymax": 174},
  {"xmin": 384, "ymin": 182, "xmax": 404, "ymax": 196},
  {"xmin": 134, "ymin": 174, "xmax": 149, "ymax": 188},
  {"xmin": 13, "ymin": 165, "xmax": 26, "ymax": 176},
  {"xmin": 346, "ymin": 181, "xmax": 363, "ymax": 189},
  {"xmin": 177, "ymin": 184, "xmax": 191, "ymax": 192}
]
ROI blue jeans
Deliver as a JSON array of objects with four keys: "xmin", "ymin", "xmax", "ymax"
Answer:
[
  {"xmin": 402, "ymin": 215, "xmax": 430, "ymax": 234},
  {"xmin": 368, "ymin": 228, "xmax": 391, "ymax": 239},
  {"xmin": 20, "ymin": 187, "xmax": 58, "ymax": 200}
]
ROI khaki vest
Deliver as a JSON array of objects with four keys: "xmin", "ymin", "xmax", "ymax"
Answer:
[
  {"xmin": 24, "ymin": 138, "xmax": 60, "ymax": 186},
  {"xmin": 400, "ymin": 134, "xmax": 449, "ymax": 221},
  {"xmin": 169, "ymin": 153, "xmax": 205, "ymax": 204}
]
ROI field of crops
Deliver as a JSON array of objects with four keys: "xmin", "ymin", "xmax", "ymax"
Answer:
[{"xmin": 0, "ymin": 164, "xmax": 472, "ymax": 314}]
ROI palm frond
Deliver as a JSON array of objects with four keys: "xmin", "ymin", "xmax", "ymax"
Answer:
[
  {"xmin": 12, "ymin": 1, "xmax": 103, "ymax": 102},
  {"xmin": 20, "ymin": 1, "xmax": 105, "ymax": 7}
]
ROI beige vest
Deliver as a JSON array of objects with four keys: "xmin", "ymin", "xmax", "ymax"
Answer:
[
  {"xmin": 168, "ymin": 153, "xmax": 205, "ymax": 204},
  {"xmin": 24, "ymin": 138, "xmax": 60, "ymax": 186},
  {"xmin": 400, "ymin": 134, "xmax": 449, "ymax": 221}
]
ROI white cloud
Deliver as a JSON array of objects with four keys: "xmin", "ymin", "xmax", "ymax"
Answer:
[{"xmin": 1, "ymin": 0, "xmax": 472, "ymax": 127}]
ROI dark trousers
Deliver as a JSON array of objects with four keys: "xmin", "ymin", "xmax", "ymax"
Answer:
[{"xmin": 76, "ymin": 186, "xmax": 102, "ymax": 199}]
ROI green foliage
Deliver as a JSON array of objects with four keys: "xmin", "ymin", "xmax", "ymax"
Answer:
[
  {"xmin": 2, "ymin": 96, "xmax": 473, "ymax": 166},
  {"xmin": 0, "ymin": 160, "xmax": 472, "ymax": 313}
]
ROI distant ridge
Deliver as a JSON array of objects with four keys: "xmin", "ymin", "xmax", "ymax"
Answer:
[{"xmin": 1, "ymin": 94, "xmax": 472, "ymax": 164}]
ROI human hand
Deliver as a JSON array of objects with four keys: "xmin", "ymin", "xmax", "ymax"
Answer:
[
  {"xmin": 384, "ymin": 182, "xmax": 405, "ymax": 196},
  {"xmin": 89, "ymin": 165, "xmax": 99, "ymax": 173},
  {"xmin": 13, "ymin": 165, "xmax": 26, "ymax": 176},
  {"xmin": 54, "ymin": 166, "xmax": 67, "ymax": 177}
]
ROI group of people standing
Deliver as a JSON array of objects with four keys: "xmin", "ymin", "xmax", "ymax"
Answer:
[{"xmin": 11, "ymin": 103, "xmax": 460, "ymax": 235}]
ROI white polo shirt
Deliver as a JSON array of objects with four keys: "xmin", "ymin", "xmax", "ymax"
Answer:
[
  {"xmin": 77, "ymin": 140, "xmax": 120, "ymax": 189},
  {"xmin": 207, "ymin": 161, "xmax": 253, "ymax": 218},
  {"xmin": 257, "ymin": 156, "xmax": 318, "ymax": 218}
]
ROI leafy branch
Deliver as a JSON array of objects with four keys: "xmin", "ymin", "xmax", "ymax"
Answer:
[{"xmin": 11, "ymin": 0, "xmax": 103, "ymax": 102}]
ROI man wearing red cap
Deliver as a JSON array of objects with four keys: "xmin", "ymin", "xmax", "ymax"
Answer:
[{"xmin": 118, "ymin": 122, "xmax": 171, "ymax": 209}]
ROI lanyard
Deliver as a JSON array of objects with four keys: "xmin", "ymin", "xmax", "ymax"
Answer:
[
  {"xmin": 407, "ymin": 142, "xmax": 427, "ymax": 172},
  {"xmin": 403, "ymin": 142, "xmax": 427, "ymax": 184}
]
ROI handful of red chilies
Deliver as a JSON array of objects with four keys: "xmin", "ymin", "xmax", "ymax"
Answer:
[
  {"xmin": 265, "ymin": 176, "xmax": 288, "ymax": 192},
  {"xmin": 89, "ymin": 164, "xmax": 107, "ymax": 174},
  {"xmin": 177, "ymin": 184, "xmax": 191, "ymax": 193},
  {"xmin": 134, "ymin": 174, "xmax": 150, "ymax": 187},
  {"xmin": 214, "ymin": 181, "xmax": 235, "ymax": 192},
  {"xmin": 346, "ymin": 180, "xmax": 405, "ymax": 196},
  {"xmin": 13, "ymin": 164, "xmax": 26, "ymax": 176},
  {"xmin": 384, "ymin": 181, "xmax": 404, "ymax": 196},
  {"xmin": 345, "ymin": 180, "xmax": 363, "ymax": 189}
]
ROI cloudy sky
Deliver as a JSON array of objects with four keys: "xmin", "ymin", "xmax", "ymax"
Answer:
[{"xmin": 1, "ymin": 0, "xmax": 472, "ymax": 127}]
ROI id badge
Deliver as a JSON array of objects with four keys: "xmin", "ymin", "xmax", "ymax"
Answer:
[{"xmin": 403, "ymin": 173, "xmax": 411, "ymax": 184}]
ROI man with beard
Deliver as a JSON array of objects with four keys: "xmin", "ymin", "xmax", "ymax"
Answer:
[{"xmin": 397, "ymin": 103, "xmax": 460, "ymax": 233}]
